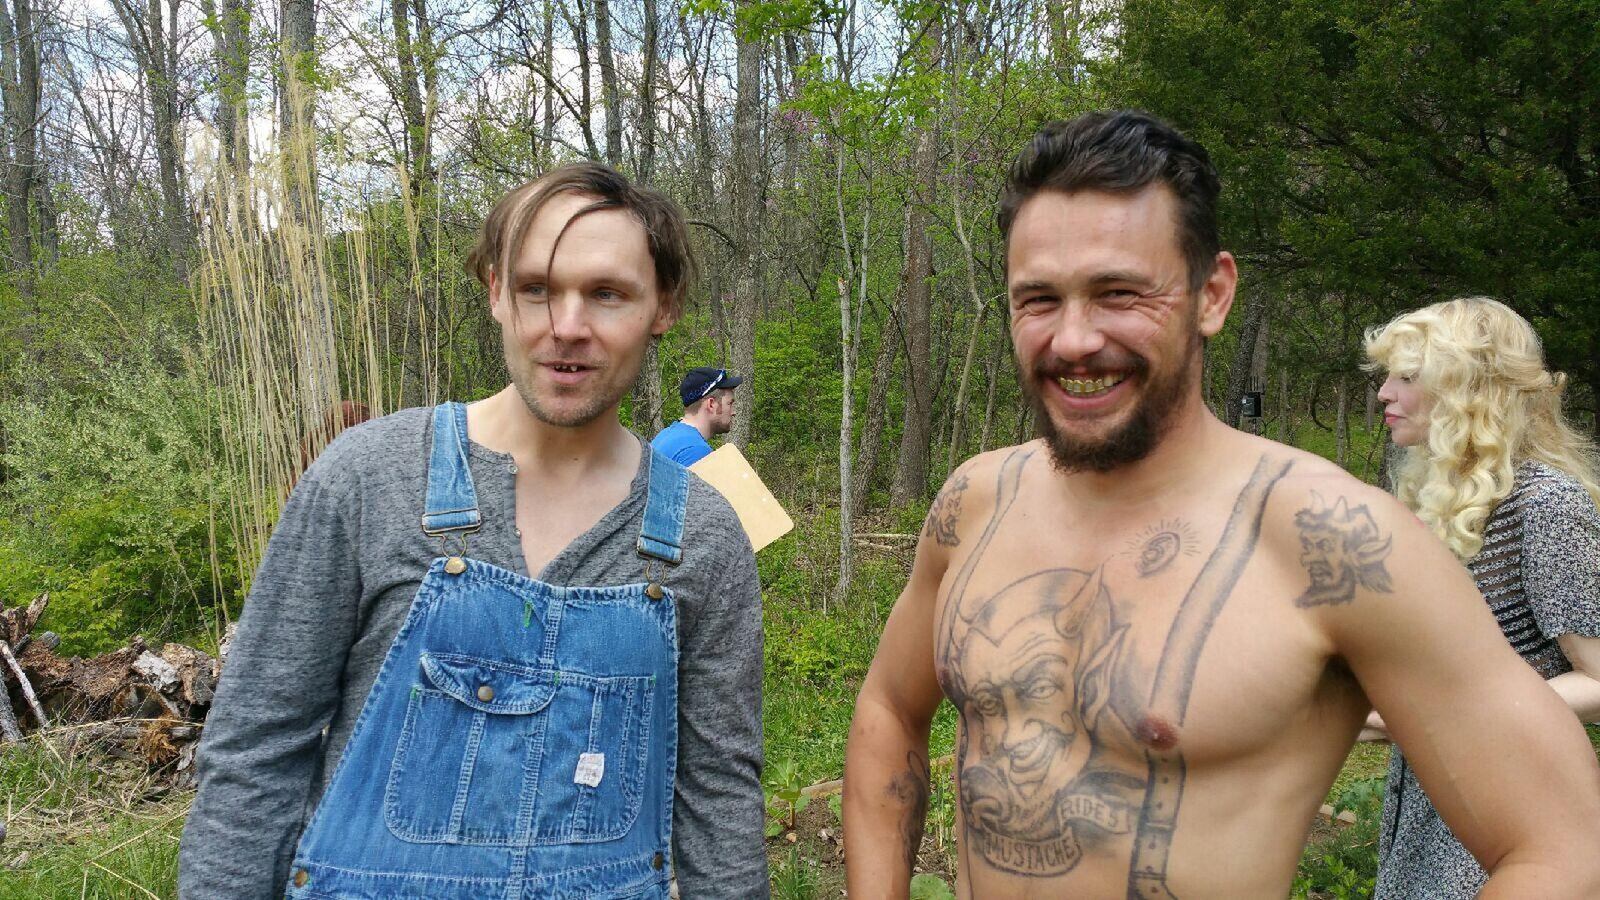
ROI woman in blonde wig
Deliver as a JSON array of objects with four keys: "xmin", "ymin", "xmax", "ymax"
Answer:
[{"xmin": 1364, "ymin": 296, "xmax": 1600, "ymax": 898}]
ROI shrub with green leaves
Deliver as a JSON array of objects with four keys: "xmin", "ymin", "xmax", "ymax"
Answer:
[{"xmin": 0, "ymin": 339, "xmax": 240, "ymax": 654}]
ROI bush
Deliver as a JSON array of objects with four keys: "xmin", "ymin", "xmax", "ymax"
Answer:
[
  {"xmin": 1294, "ymin": 776, "xmax": 1383, "ymax": 899},
  {"xmin": 0, "ymin": 339, "xmax": 240, "ymax": 654}
]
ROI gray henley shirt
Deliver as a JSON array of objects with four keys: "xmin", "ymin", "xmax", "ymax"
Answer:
[{"xmin": 178, "ymin": 406, "xmax": 769, "ymax": 899}]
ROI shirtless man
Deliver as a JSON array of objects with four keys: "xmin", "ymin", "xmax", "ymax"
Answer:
[{"xmin": 842, "ymin": 111, "xmax": 1600, "ymax": 898}]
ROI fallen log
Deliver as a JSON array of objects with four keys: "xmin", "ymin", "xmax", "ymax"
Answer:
[{"xmin": 0, "ymin": 592, "xmax": 223, "ymax": 783}]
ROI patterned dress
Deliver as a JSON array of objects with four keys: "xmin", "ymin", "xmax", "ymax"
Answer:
[{"xmin": 1375, "ymin": 460, "xmax": 1600, "ymax": 898}]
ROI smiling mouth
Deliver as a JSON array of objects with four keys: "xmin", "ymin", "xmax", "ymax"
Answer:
[
  {"xmin": 1007, "ymin": 729, "xmax": 1064, "ymax": 777},
  {"xmin": 1055, "ymin": 374, "xmax": 1127, "ymax": 397},
  {"xmin": 549, "ymin": 364, "xmax": 591, "ymax": 373}
]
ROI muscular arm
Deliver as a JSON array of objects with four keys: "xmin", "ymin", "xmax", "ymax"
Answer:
[
  {"xmin": 1301, "ymin": 485, "xmax": 1600, "ymax": 896},
  {"xmin": 1365, "ymin": 634, "xmax": 1600, "ymax": 736},
  {"xmin": 843, "ymin": 480, "xmax": 958, "ymax": 898}
]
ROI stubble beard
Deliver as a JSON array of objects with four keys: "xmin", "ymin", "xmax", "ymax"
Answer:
[
  {"xmin": 1025, "ymin": 334, "xmax": 1199, "ymax": 475},
  {"xmin": 503, "ymin": 334, "xmax": 637, "ymax": 430}
]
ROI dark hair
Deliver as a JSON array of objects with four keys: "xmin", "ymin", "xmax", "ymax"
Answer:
[
  {"xmin": 998, "ymin": 110, "xmax": 1221, "ymax": 292},
  {"xmin": 465, "ymin": 161, "xmax": 697, "ymax": 316}
]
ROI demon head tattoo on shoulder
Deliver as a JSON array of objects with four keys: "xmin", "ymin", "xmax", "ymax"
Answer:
[{"xmin": 1291, "ymin": 492, "xmax": 1394, "ymax": 607}]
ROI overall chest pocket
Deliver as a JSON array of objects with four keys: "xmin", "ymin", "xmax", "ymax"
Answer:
[{"xmin": 384, "ymin": 652, "xmax": 655, "ymax": 846}]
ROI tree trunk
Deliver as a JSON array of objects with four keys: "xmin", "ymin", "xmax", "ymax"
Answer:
[
  {"xmin": 851, "ymin": 299, "xmax": 901, "ymax": 512},
  {"xmin": 593, "ymin": 0, "xmax": 621, "ymax": 166},
  {"xmin": 1277, "ymin": 369, "xmax": 1291, "ymax": 443},
  {"xmin": 156, "ymin": 0, "xmax": 190, "ymax": 272},
  {"xmin": 1335, "ymin": 373, "xmax": 1350, "ymax": 468},
  {"xmin": 948, "ymin": 193, "xmax": 988, "ymax": 472},
  {"xmin": 726, "ymin": 4, "xmax": 762, "ymax": 450},
  {"xmin": 0, "ymin": 0, "xmax": 39, "ymax": 307},
  {"xmin": 203, "ymin": 0, "xmax": 250, "ymax": 182},
  {"xmin": 835, "ymin": 277, "xmax": 855, "ymax": 608},
  {"xmin": 889, "ymin": 214, "xmax": 935, "ymax": 504},
  {"xmin": 979, "ymin": 337, "xmax": 1001, "ymax": 453},
  {"xmin": 890, "ymin": 11, "xmax": 943, "ymax": 506},
  {"xmin": 279, "ymin": 0, "xmax": 318, "ymax": 223},
  {"xmin": 625, "ymin": 0, "xmax": 664, "ymax": 434},
  {"xmin": 35, "ymin": 171, "xmax": 55, "ymax": 267},
  {"xmin": 539, "ymin": 0, "xmax": 555, "ymax": 169},
  {"xmin": 559, "ymin": 0, "xmax": 600, "ymax": 160},
  {"xmin": 637, "ymin": 0, "xmax": 659, "ymax": 180},
  {"xmin": 391, "ymin": 0, "xmax": 430, "ymax": 197},
  {"xmin": 1223, "ymin": 289, "xmax": 1269, "ymax": 429}
]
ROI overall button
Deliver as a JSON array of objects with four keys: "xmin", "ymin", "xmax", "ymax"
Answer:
[
  {"xmin": 652, "ymin": 852, "xmax": 665, "ymax": 870},
  {"xmin": 476, "ymin": 684, "xmax": 495, "ymax": 702},
  {"xmin": 445, "ymin": 556, "xmax": 467, "ymax": 575},
  {"xmin": 646, "ymin": 582, "xmax": 664, "ymax": 600},
  {"xmin": 292, "ymin": 869, "xmax": 309, "ymax": 887}
]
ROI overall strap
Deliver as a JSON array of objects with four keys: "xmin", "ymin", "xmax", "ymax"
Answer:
[
  {"xmin": 421, "ymin": 402, "xmax": 482, "ymax": 537},
  {"xmin": 637, "ymin": 451, "xmax": 688, "ymax": 566}
]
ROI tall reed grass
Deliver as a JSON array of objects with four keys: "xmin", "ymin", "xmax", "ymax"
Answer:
[{"xmin": 192, "ymin": 109, "xmax": 448, "ymax": 610}]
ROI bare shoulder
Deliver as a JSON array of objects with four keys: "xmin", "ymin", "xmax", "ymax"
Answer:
[
  {"xmin": 923, "ymin": 442, "xmax": 1044, "ymax": 551},
  {"xmin": 1243, "ymin": 435, "xmax": 1443, "ymax": 612}
]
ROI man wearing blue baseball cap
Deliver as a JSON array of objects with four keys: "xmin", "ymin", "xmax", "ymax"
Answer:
[{"xmin": 652, "ymin": 366, "xmax": 744, "ymax": 465}]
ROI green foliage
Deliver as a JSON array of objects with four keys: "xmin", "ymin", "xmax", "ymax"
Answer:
[
  {"xmin": 764, "ymin": 756, "xmax": 812, "ymax": 836},
  {"xmin": 909, "ymin": 873, "xmax": 957, "ymax": 900},
  {"xmin": 0, "ymin": 339, "xmax": 239, "ymax": 654},
  {"xmin": 771, "ymin": 847, "xmax": 822, "ymax": 900},
  {"xmin": 1293, "ymin": 777, "xmax": 1384, "ymax": 899}
]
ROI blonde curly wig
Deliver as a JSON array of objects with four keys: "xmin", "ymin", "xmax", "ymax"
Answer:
[{"xmin": 1364, "ymin": 297, "xmax": 1600, "ymax": 560}]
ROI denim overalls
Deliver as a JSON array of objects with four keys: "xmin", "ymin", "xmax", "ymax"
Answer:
[{"xmin": 286, "ymin": 402, "xmax": 686, "ymax": 899}]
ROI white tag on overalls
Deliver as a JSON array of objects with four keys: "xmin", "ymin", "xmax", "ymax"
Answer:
[{"xmin": 574, "ymin": 752, "xmax": 605, "ymax": 787}]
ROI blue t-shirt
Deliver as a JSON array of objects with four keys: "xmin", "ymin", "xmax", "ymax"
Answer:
[{"xmin": 651, "ymin": 420, "xmax": 713, "ymax": 466}]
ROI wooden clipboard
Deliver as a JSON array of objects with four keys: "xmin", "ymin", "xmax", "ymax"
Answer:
[{"xmin": 688, "ymin": 444, "xmax": 794, "ymax": 552}]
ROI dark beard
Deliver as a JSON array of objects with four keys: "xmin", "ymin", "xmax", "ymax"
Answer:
[{"xmin": 1025, "ymin": 338, "xmax": 1197, "ymax": 474}]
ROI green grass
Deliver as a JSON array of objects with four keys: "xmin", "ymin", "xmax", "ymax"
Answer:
[
  {"xmin": 1289, "ymin": 421, "xmax": 1390, "ymax": 485},
  {"xmin": 0, "ymin": 735, "xmax": 187, "ymax": 899}
]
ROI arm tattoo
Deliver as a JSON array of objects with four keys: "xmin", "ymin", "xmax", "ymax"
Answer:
[
  {"xmin": 1290, "ymin": 492, "xmax": 1394, "ymax": 607},
  {"xmin": 925, "ymin": 473, "xmax": 971, "ymax": 547},
  {"xmin": 885, "ymin": 752, "xmax": 931, "ymax": 876},
  {"xmin": 1126, "ymin": 520, "xmax": 1198, "ymax": 578},
  {"xmin": 935, "ymin": 453, "xmax": 1294, "ymax": 897}
]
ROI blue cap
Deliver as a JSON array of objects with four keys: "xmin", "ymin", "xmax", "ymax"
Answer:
[{"xmin": 678, "ymin": 367, "xmax": 744, "ymax": 406}]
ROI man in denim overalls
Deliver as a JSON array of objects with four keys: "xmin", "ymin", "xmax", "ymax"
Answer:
[{"xmin": 181, "ymin": 162, "xmax": 769, "ymax": 899}]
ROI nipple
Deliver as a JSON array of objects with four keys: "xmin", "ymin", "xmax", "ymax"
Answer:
[{"xmin": 1135, "ymin": 714, "xmax": 1180, "ymax": 751}]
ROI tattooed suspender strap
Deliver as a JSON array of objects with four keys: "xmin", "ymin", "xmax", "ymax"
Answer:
[
  {"xmin": 1127, "ymin": 456, "xmax": 1294, "ymax": 900},
  {"xmin": 937, "ymin": 449, "xmax": 1033, "ymax": 661}
]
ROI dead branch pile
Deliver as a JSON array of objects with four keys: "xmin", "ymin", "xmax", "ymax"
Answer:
[{"xmin": 1, "ymin": 594, "xmax": 232, "ymax": 792}]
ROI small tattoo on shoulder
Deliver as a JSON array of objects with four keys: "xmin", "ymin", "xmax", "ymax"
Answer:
[
  {"xmin": 1125, "ymin": 519, "xmax": 1198, "ymax": 577},
  {"xmin": 1291, "ymin": 492, "xmax": 1394, "ymax": 607},
  {"xmin": 925, "ymin": 473, "xmax": 971, "ymax": 547}
]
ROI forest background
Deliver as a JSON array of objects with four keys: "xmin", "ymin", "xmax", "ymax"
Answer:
[{"xmin": 0, "ymin": 0, "xmax": 1598, "ymax": 895}]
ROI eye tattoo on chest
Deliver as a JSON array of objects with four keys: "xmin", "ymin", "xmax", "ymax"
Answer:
[
  {"xmin": 936, "ymin": 452, "xmax": 1295, "ymax": 897},
  {"xmin": 1125, "ymin": 520, "xmax": 1199, "ymax": 578}
]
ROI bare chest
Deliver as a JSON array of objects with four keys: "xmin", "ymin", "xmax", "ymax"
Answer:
[{"xmin": 931, "ymin": 506, "xmax": 1347, "ymax": 878}]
